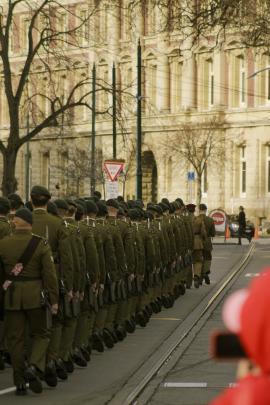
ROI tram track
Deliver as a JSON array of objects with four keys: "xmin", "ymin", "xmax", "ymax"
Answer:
[{"xmin": 107, "ymin": 242, "xmax": 255, "ymax": 405}]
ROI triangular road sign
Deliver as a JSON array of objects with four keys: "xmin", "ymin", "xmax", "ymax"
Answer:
[{"xmin": 104, "ymin": 160, "xmax": 124, "ymax": 181}]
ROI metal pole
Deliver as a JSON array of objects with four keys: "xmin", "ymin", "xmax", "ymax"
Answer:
[
  {"xmin": 136, "ymin": 39, "xmax": 142, "ymax": 200},
  {"xmin": 25, "ymin": 114, "xmax": 30, "ymax": 201},
  {"xmin": 90, "ymin": 63, "xmax": 96, "ymax": 195},
  {"xmin": 112, "ymin": 63, "xmax": 117, "ymax": 159}
]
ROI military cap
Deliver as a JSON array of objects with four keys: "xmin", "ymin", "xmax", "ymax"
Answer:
[
  {"xmin": 186, "ymin": 203, "xmax": 196, "ymax": 213},
  {"xmin": 85, "ymin": 200, "xmax": 98, "ymax": 215},
  {"xmin": 47, "ymin": 201, "xmax": 58, "ymax": 216},
  {"xmin": 199, "ymin": 203, "xmax": 207, "ymax": 211},
  {"xmin": 135, "ymin": 199, "xmax": 144, "ymax": 209},
  {"xmin": 145, "ymin": 211, "xmax": 154, "ymax": 221},
  {"xmin": 127, "ymin": 200, "xmax": 136, "ymax": 209},
  {"xmin": 24, "ymin": 201, "xmax": 33, "ymax": 211},
  {"xmin": 117, "ymin": 195, "xmax": 124, "ymax": 203},
  {"xmin": 161, "ymin": 198, "xmax": 170, "ymax": 208},
  {"xmin": 0, "ymin": 197, "xmax": 11, "ymax": 213},
  {"xmin": 8, "ymin": 193, "xmax": 24, "ymax": 209},
  {"xmin": 176, "ymin": 198, "xmax": 185, "ymax": 207},
  {"xmin": 65, "ymin": 198, "xmax": 77, "ymax": 208},
  {"xmin": 15, "ymin": 208, "xmax": 32, "ymax": 225},
  {"xmin": 30, "ymin": 185, "xmax": 51, "ymax": 198},
  {"xmin": 75, "ymin": 202, "xmax": 85, "ymax": 215},
  {"xmin": 158, "ymin": 202, "xmax": 170, "ymax": 212},
  {"xmin": 54, "ymin": 199, "xmax": 69, "ymax": 210},
  {"xmin": 147, "ymin": 203, "xmax": 159, "ymax": 213},
  {"xmin": 106, "ymin": 199, "xmax": 119, "ymax": 209},
  {"xmin": 97, "ymin": 200, "xmax": 108, "ymax": 216},
  {"xmin": 93, "ymin": 190, "xmax": 102, "ymax": 200},
  {"xmin": 128, "ymin": 208, "xmax": 142, "ymax": 221},
  {"xmin": 119, "ymin": 203, "xmax": 128, "ymax": 214}
]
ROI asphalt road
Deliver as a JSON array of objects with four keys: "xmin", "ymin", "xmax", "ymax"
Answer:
[{"xmin": 0, "ymin": 239, "xmax": 262, "ymax": 405}]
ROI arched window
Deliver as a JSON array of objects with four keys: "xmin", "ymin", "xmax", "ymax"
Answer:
[
  {"xmin": 169, "ymin": 54, "xmax": 182, "ymax": 112},
  {"xmin": 231, "ymin": 55, "xmax": 246, "ymax": 108}
]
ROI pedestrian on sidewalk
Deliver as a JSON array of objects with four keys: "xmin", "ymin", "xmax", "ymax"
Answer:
[{"xmin": 238, "ymin": 206, "xmax": 246, "ymax": 245}]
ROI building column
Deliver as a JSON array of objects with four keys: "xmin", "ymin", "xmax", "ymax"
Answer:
[{"xmin": 156, "ymin": 54, "xmax": 170, "ymax": 112}]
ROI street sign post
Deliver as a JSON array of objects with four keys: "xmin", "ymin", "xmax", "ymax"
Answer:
[
  {"xmin": 209, "ymin": 209, "xmax": 227, "ymax": 234},
  {"xmin": 187, "ymin": 171, "xmax": 195, "ymax": 202},
  {"xmin": 103, "ymin": 160, "xmax": 125, "ymax": 199}
]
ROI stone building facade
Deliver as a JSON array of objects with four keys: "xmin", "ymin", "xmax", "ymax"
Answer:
[{"xmin": 1, "ymin": 1, "xmax": 270, "ymax": 224}]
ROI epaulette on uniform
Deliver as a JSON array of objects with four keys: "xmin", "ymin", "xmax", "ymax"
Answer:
[{"xmin": 31, "ymin": 233, "xmax": 48, "ymax": 245}]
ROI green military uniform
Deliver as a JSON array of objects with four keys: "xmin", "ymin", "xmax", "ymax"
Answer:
[
  {"xmin": 32, "ymin": 208, "xmax": 73, "ymax": 370},
  {"xmin": 191, "ymin": 213, "xmax": 207, "ymax": 288},
  {"xmin": 116, "ymin": 217, "xmax": 135, "ymax": 330},
  {"xmin": 104, "ymin": 217, "xmax": 126, "ymax": 337},
  {"xmin": 0, "ymin": 228, "xmax": 58, "ymax": 387},
  {"xmin": 199, "ymin": 208, "xmax": 216, "ymax": 283},
  {"xmin": 74, "ymin": 219, "xmax": 99, "ymax": 357}
]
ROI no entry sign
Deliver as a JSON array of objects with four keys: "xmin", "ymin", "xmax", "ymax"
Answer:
[{"xmin": 209, "ymin": 209, "xmax": 227, "ymax": 233}]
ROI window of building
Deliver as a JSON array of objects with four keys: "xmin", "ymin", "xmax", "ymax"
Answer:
[
  {"xmin": 41, "ymin": 152, "xmax": 50, "ymax": 189},
  {"xmin": 170, "ymin": 58, "xmax": 182, "ymax": 112},
  {"xmin": 240, "ymin": 146, "xmax": 246, "ymax": 195},
  {"xmin": 58, "ymin": 12, "xmax": 67, "ymax": 45},
  {"xmin": 201, "ymin": 58, "xmax": 214, "ymax": 109},
  {"xmin": 267, "ymin": 145, "xmax": 270, "ymax": 193},
  {"xmin": 146, "ymin": 1, "xmax": 156, "ymax": 35},
  {"xmin": 209, "ymin": 61, "xmax": 214, "ymax": 106},
  {"xmin": 22, "ymin": 18, "xmax": 30, "ymax": 53},
  {"xmin": 240, "ymin": 57, "xmax": 246, "ymax": 105},
  {"xmin": 79, "ymin": 9, "xmax": 89, "ymax": 46}
]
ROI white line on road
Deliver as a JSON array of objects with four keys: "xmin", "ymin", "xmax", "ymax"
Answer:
[
  {"xmin": 163, "ymin": 382, "xmax": 237, "ymax": 388},
  {"xmin": 245, "ymin": 273, "xmax": 259, "ymax": 277},
  {"xmin": 0, "ymin": 387, "xmax": 16, "ymax": 395},
  {"xmin": 164, "ymin": 382, "xmax": 208, "ymax": 388}
]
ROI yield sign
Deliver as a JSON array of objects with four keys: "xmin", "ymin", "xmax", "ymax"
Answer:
[{"xmin": 104, "ymin": 160, "xmax": 125, "ymax": 181}]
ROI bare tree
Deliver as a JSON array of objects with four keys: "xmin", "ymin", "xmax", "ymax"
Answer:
[
  {"xmin": 163, "ymin": 115, "xmax": 225, "ymax": 205},
  {"xmin": 54, "ymin": 145, "xmax": 105, "ymax": 197},
  {"xmin": 0, "ymin": 0, "xmax": 127, "ymax": 195}
]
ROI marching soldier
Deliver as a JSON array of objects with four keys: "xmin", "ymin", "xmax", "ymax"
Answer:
[
  {"xmin": 0, "ymin": 208, "xmax": 58, "ymax": 395},
  {"xmin": 0, "ymin": 198, "xmax": 12, "ymax": 370},
  {"xmin": 198, "ymin": 204, "xmax": 216, "ymax": 284},
  {"xmin": 30, "ymin": 185, "xmax": 73, "ymax": 385}
]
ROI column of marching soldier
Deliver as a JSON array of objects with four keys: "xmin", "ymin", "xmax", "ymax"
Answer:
[{"xmin": 0, "ymin": 186, "xmax": 215, "ymax": 396}]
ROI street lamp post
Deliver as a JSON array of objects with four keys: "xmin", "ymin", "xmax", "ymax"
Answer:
[{"xmin": 136, "ymin": 39, "xmax": 142, "ymax": 200}]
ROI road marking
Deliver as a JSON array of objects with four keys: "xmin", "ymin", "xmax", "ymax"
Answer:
[
  {"xmin": 164, "ymin": 382, "xmax": 207, "ymax": 388},
  {"xmin": 0, "ymin": 387, "xmax": 16, "ymax": 395},
  {"xmin": 164, "ymin": 382, "xmax": 237, "ymax": 388},
  {"xmin": 152, "ymin": 317, "xmax": 181, "ymax": 321},
  {"xmin": 245, "ymin": 273, "xmax": 259, "ymax": 277}
]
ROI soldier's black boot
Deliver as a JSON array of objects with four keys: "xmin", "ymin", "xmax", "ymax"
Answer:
[
  {"xmin": 92, "ymin": 333, "xmax": 104, "ymax": 353},
  {"xmin": 135, "ymin": 311, "xmax": 147, "ymax": 327},
  {"xmin": 103, "ymin": 328, "xmax": 114, "ymax": 348},
  {"xmin": 44, "ymin": 360, "xmax": 58, "ymax": 387},
  {"xmin": 73, "ymin": 348, "xmax": 87, "ymax": 367},
  {"xmin": 0, "ymin": 352, "xmax": 5, "ymax": 370},
  {"xmin": 81, "ymin": 344, "xmax": 91, "ymax": 360},
  {"xmin": 204, "ymin": 274, "xmax": 210, "ymax": 285},
  {"xmin": 179, "ymin": 283, "xmax": 186, "ymax": 295},
  {"xmin": 24, "ymin": 365, "xmax": 43, "ymax": 394},
  {"xmin": 63, "ymin": 356, "xmax": 74, "ymax": 373},
  {"xmin": 15, "ymin": 383, "xmax": 27, "ymax": 396},
  {"xmin": 194, "ymin": 276, "xmax": 200, "ymax": 289},
  {"xmin": 55, "ymin": 358, "xmax": 68, "ymax": 380},
  {"xmin": 125, "ymin": 319, "xmax": 136, "ymax": 333}
]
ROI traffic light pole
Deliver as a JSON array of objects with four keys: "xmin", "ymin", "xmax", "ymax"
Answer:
[{"xmin": 136, "ymin": 39, "xmax": 142, "ymax": 200}]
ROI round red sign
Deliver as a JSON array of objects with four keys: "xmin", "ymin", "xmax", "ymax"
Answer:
[{"xmin": 211, "ymin": 212, "xmax": 225, "ymax": 226}]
